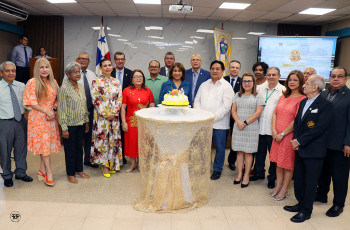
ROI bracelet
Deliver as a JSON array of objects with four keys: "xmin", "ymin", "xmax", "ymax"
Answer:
[
  {"xmin": 280, "ymin": 132, "xmax": 285, "ymax": 137},
  {"xmin": 244, "ymin": 120, "xmax": 248, "ymax": 126}
]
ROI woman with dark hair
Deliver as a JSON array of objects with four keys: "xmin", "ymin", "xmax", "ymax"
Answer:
[
  {"xmin": 35, "ymin": 47, "xmax": 51, "ymax": 58},
  {"xmin": 90, "ymin": 58, "xmax": 123, "ymax": 178},
  {"xmin": 269, "ymin": 70, "xmax": 305, "ymax": 200},
  {"xmin": 231, "ymin": 72, "xmax": 264, "ymax": 188},
  {"xmin": 158, "ymin": 62, "xmax": 192, "ymax": 105},
  {"xmin": 121, "ymin": 69, "xmax": 155, "ymax": 172},
  {"xmin": 252, "ymin": 62, "xmax": 269, "ymax": 85}
]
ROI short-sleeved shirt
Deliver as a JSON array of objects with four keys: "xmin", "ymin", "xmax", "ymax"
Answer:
[{"xmin": 145, "ymin": 74, "xmax": 168, "ymax": 106}]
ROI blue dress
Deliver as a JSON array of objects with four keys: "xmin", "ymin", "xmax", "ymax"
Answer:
[{"xmin": 159, "ymin": 80, "xmax": 193, "ymax": 106}]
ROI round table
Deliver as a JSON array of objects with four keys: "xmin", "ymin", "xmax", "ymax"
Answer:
[{"xmin": 132, "ymin": 107, "xmax": 215, "ymax": 213}]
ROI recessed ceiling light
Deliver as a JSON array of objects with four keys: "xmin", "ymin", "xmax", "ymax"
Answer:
[
  {"xmin": 134, "ymin": 0, "xmax": 160, "ymax": 4},
  {"xmin": 118, "ymin": 39, "xmax": 128, "ymax": 41},
  {"xmin": 190, "ymin": 36, "xmax": 204, "ymax": 39},
  {"xmin": 47, "ymin": 0, "xmax": 76, "ymax": 3},
  {"xmin": 108, "ymin": 34, "xmax": 121, "ymax": 37},
  {"xmin": 185, "ymin": 41, "xmax": 194, "ymax": 44},
  {"xmin": 219, "ymin": 2, "xmax": 250, "ymax": 10},
  {"xmin": 182, "ymin": 45, "xmax": 193, "ymax": 48},
  {"xmin": 131, "ymin": 47, "xmax": 138, "ymax": 49},
  {"xmin": 299, "ymin": 8, "xmax": 336, "ymax": 15},
  {"xmin": 92, "ymin": 26, "xmax": 111, "ymax": 30},
  {"xmin": 148, "ymin": 36, "xmax": 164, "ymax": 39},
  {"xmin": 196, "ymin": 29, "xmax": 213, "ymax": 34},
  {"xmin": 145, "ymin": 26, "xmax": 163, "ymax": 31},
  {"xmin": 232, "ymin": 37, "xmax": 247, "ymax": 40},
  {"xmin": 247, "ymin": 32, "xmax": 265, "ymax": 35}
]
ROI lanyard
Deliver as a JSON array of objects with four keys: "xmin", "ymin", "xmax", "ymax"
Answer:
[{"xmin": 265, "ymin": 89, "xmax": 275, "ymax": 103}]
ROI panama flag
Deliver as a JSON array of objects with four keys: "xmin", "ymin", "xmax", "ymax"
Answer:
[{"xmin": 95, "ymin": 17, "xmax": 111, "ymax": 76}]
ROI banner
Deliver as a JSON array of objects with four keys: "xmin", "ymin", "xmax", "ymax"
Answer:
[
  {"xmin": 96, "ymin": 17, "xmax": 111, "ymax": 76},
  {"xmin": 213, "ymin": 28, "xmax": 233, "ymax": 75}
]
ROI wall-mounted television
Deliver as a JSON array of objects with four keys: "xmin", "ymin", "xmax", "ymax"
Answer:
[{"xmin": 258, "ymin": 36, "xmax": 337, "ymax": 81}]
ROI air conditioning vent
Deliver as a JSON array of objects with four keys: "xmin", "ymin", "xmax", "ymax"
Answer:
[{"xmin": 0, "ymin": 2, "xmax": 28, "ymax": 22}]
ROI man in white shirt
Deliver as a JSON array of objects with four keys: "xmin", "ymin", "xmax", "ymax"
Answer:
[
  {"xmin": 251, "ymin": 67, "xmax": 286, "ymax": 188},
  {"xmin": 63, "ymin": 52, "xmax": 98, "ymax": 168},
  {"xmin": 194, "ymin": 60, "xmax": 235, "ymax": 180}
]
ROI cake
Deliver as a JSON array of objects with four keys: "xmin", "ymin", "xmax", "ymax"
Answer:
[{"xmin": 162, "ymin": 89, "xmax": 189, "ymax": 106}]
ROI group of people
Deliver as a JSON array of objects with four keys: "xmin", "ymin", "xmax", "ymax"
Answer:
[{"xmin": 1, "ymin": 34, "xmax": 349, "ymax": 223}]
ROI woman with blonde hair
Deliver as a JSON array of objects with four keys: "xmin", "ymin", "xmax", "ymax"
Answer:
[{"xmin": 23, "ymin": 58, "xmax": 61, "ymax": 186}]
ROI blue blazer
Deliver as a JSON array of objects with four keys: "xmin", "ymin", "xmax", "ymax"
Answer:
[
  {"xmin": 185, "ymin": 68, "xmax": 211, "ymax": 99},
  {"xmin": 159, "ymin": 79, "xmax": 192, "ymax": 106},
  {"xmin": 224, "ymin": 75, "xmax": 241, "ymax": 93},
  {"xmin": 159, "ymin": 66, "xmax": 167, "ymax": 77},
  {"xmin": 111, "ymin": 67, "xmax": 132, "ymax": 90}
]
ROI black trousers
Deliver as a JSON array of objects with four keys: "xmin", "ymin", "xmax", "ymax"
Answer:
[
  {"xmin": 16, "ymin": 66, "xmax": 30, "ymax": 84},
  {"xmin": 227, "ymin": 118, "xmax": 237, "ymax": 165},
  {"xmin": 294, "ymin": 153, "xmax": 324, "ymax": 214},
  {"xmin": 83, "ymin": 107, "xmax": 94, "ymax": 164},
  {"xmin": 255, "ymin": 134, "xmax": 276, "ymax": 180},
  {"xmin": 63, "ymin": 125, "xmax": 84, "ymax": 176},
  {"xmin": 317, "ymin": 149, "xmax": 350, "ymax": 207}
]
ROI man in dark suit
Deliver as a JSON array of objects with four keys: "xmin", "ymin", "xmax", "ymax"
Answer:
[
  {"xmin": 111, "ymin": 51, "xmax": 132, "ymax": 91},
  {"xmin": 111, "ymin": 51, "xmax": 132, "ymax": 164},
  {"xmin": 159, "ymin": 51, "xmax": 175, "ymax": 77},
  {"xmin": 316, "ymin": 66, "xmax": 350, "ymax": 217},
  {"xmin": 284, "ymin": 75, "xmax": 333, "ymax": 223},
  {"xmin": 224, "ymin": 60, "xmax": 241, "ymax": 171},
  {"xmin": 185, "ymin": 54, "xmax": 211, "ymax": 101}
]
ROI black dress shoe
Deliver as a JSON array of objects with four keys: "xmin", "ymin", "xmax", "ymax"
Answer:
[
  {"xmin": 314, "ymin": 196, "xmax": 327, "ymax": 203},
  {"xmin": 4, "ymin": 179, "xmax": 13, "ymax": 187},
  {"xmin": 284, "ymin": 204, "xmax": 301, "ymax": 213},
  {"xmin": 210, "ymin": 171, "xmax": 221, "ymax": 180},
  {"xmin": 233, "ymin": 179, "xmax": 241, "ymax": 185},
  {"xmin": 84, "ymin": 162, "xmax": 99, "ymax": 168},
  {"xmin": 250, "ymin": 175, "xmax": 265, "ymax": 181},
  {"xmin": 228, "ymin": 163, "xmax": 236, "ymax": 171},
  {"xmin": 15, "ymin": 175, "xmax": 33, "ymax": 182},
  {"xmin": 290, "ymin": 212, "xmax": 311, "ymax": 223},
  {"xmin": 267, "ymin": 180, "xmax": 275, "ymax": 189},
  {"xmin": 241, "ymin": 183, "xmax": 249, "ymax": 188},
  {"xmin": 326, "ymin": 205, "xmax": 343, "ymax": 217}
]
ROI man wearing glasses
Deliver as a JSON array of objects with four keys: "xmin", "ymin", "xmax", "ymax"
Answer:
[
  {"xmin": 160, "ymin": 51, "xmax": 175, "ymax": 77},
  {"xmin": 303, "ymin": 67, "xmax": 316, "ymax": 82},
  {"xmin": 185, "ymin": 54, "xmax": 211, "ymax": 101},
  {"xmin": 63, "ymin": 52, "xmax": 97, "ymax": 168},
  {"xmin": 316, "ymin": 67, "xmax": 350, "ymax": 217},
  {"xmin": 145, "ymin": 60, "xmax": 167, "ymax": 106},
  {"xmin": 111, "ymin": 51, "xmax": 132, "ymax": 91}
]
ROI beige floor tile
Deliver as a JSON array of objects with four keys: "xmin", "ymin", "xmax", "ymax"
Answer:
[
  {"xmin": 171, "ymin": 219, "xmax": 201, "ymax": 230},
  {"xmin": 227, "ymin": 219, "xmax": 259, "ymax": 230},
  {"xmin": 0, "ymin": 213, "xmax": 24, "ymax": 230},
  {"xmin": 143, "ymin": 212, "xmax": 171, "ymax": 220},
  {"xmin": 170, "ymin": 209, "xmax": 199, "ymax": 221},
  {"xmin": 51, "ymin": 216, "xmax": 85, "ymax": 230},
  {"xmin": 19, "ymin": 215, "xmax": 58, "ymax": 230},
  {"xmin": 142, "ymin": 218, "xmax": 171, "ymax": 230},
  {"xmin": 255, "ymin": 218, "xmax": 287, "ymax": 230},
  {"xmin": 116, "ymin": 205, "xmax": 144, "ymax": 219},
  {"xmin": 32, "ymin": 202, "xmax": 68, "ymax": 216},
  {"xmin": 247, "ymin": 206, "xmax": 279, "ymax": 219},
  {"xmin": 81, "ymin": 217, "xmax": 114, "ymax": 230},
  {"xmin": 60, "ymin": 203, "xmax": 91, "ymax": 217},
  {"xmin": 87, "ymin": 204, "xmax": 118, "ymax": 218},
  {"xmin": 309, "ymin": 217, "xmax": 343, "ymax": 230},
  {"xmin": 197, "ymin": 206, "xmax": 226, "ymax": 220},
  {"xmin": 222, "ymin": 206, "xmax": 253, "ymax": 220},
  {"xmin": 284, "ymin": 220, "xmax": 316, "ymax": 230},
  {"xmin": 199, "ymin": 218, "xmax": 230, "ymax": 230},
  {"xmin": 112, "ymin": 218, "xmax": 143, "ymax": 230}
]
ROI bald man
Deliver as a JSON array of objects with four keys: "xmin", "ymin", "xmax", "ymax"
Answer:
[
  {"xmin": 185, "ymin": 54, "xmax": 211, "ymax": 100},
  {"xmin": 303, "ymin": 67, "xmax": 316, "ymax": 82}
]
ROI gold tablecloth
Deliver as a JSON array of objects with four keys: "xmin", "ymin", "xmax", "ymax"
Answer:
[{"xmin": 132, "ymin": 107, "xmax": 214, "ymax": 213}]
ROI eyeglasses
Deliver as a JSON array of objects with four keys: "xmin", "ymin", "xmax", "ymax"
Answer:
[
  {"xmin": 115, "ymin": 58, "xmax": 125, "ymax": 61},
  {"xmin": 77, "ymin": 58, "xmax": 89, "ymax": 61},
  {"xmin": 330, "ymin": 75, "xmax": 345, "ymax": 79},
  {"xmin": 72, "ymin": 71, "xmax": 80, "ymax": 75},
  {"xmin": 149, "ymin": 66, "xmax": 160, "ymax": 69},
  {"xmin": 288, "ymin": 79, "xmax": 299, "ymax": 82},
  {"xmin": 243, "ymin": 80, "xmax": 253, "ymax": 84},
  {"xmin": 133, "ymin": 76, "xmax": 143, "ymax": 79},
  {"xmin": 191, "ymin": 59, "xmax": 201, "ymax": 62}
]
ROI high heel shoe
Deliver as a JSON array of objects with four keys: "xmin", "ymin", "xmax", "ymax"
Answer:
[
  {"xmin": 268, "ymin": 191, "xmax": 279, "ymax": 198},
  {"xmin": 241, "ymin": 183, "xmax": 249, "ymax": 188},
  {"xmin": 45, "ymin": 175, "xmax": 55, "ymax": 187},
  {"xmin": 102, "ymin": 168, "xmax": 110, "ymax": 178},
  {"xmin": 233, "ymin": 179, "xmax": 241, "ymax": 185},
  {"xmin": 37, "ymin": 170, "xmax": 46, "ymax": 181},
  {"xmin": 125, "ymin": 166, "xmax": 135, "ymax": 173}
]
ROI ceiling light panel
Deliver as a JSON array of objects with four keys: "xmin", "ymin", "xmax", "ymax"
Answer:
[
  {"xmin": 219, "ymin": 2, "xmax": 251, "ymax": 10},
  {"xmin": 299, "ymin": 8, "xmax": 336, "ymax": 15},
  {"xmin": 134, "ymin": 0, "xmax": 161, "ymax": 4}
]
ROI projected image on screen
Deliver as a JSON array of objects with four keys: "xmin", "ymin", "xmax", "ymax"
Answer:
[{"xmin": 258, "ymin": 37, "xmax": 337, "ymax": 81}]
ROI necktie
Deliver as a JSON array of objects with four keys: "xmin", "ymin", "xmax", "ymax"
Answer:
[
  {"xmin": 192, "ymin": 72, "xmax": 197, "ymax": 99},
  {"xmin": 8, "ymin": 84, "xmax": 22, "ymax": 121},
  {"xmin": 118, "ymin": 71, "xmax": 122, "ymax": 85},
  {"xmin": 231, "ymin": 78, "xmax": 235, "ymax": 88},
  {"xmin": 83, "ymin": 71, "xmax": 92, "ymax": 109},
  {"xmin": 24, "ymin": 47, "xmax": 29, "ymax": 67}
]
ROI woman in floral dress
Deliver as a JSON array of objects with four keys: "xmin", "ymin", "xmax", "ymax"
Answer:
[
  {"xmin": 91, "ymin": 58, "xmax": 123, "ymax": 178},
  {"xmin": 23, "ymin": 58, "xmax": 61, "ymax": 187}
]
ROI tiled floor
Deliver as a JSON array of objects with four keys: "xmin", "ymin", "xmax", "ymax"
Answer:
[{"xmin": 0, "ymin": 149, "xmax": 349, "ymax": 229}]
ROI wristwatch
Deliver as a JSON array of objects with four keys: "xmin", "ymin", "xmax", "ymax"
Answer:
[{"xmin": 280, "ymin": 132, "xmax": 285, "ymax": 137}]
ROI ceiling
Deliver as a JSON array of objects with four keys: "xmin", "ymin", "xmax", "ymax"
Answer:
[{"xmin": 4, "ymin": 0, "xmax": 350, "ymax": 24}]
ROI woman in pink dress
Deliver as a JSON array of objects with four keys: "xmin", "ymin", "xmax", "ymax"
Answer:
[
  {"xmin": 269, "ymin": 70, "xmax": 306, "ymax": 200},
  {"xmin": 23, "ymin": 58, "xmax": 61, "ymax": 187}
]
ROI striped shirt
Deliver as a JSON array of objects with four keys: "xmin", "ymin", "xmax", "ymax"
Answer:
[{"xmin": 58, "ymin": 80, "xmax": 89, "ymax": 131}]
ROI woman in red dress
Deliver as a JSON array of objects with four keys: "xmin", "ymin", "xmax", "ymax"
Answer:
[
  {"xmin": 121, "ymin": 69, "xmax": 155, "ymax": 172},
  {"xmin": 269, "ymin": 70, "xmax": 306, "ymax": 201}
]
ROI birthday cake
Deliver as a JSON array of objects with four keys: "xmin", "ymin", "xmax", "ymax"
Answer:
[{"xmin": 162, "ymin": 89, "xmax": 189, "ymax": 106}]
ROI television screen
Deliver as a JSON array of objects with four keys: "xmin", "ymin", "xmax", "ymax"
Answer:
[{"xmin": 258, "ymin": 36, "xmax": 337, "ymax": 81}]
